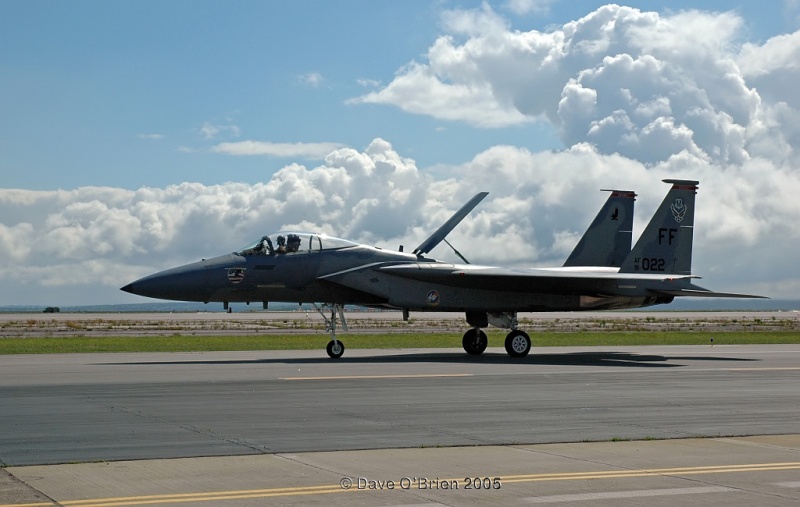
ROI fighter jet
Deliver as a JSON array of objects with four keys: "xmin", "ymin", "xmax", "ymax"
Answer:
[{"xmin": 122, "ymin": 179, "xmax": 764, "ymax": 358}]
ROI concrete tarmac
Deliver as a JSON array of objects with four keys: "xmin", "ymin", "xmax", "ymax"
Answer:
[
  {"xmin": 3, "ymin": 435, "xmax": 800, "ymax": 506},
  {"xmin": 2, "ymin": 344, "xmax": 800, "ymax": 505}
]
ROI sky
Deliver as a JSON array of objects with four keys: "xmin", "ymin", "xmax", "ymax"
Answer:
[{"xmin": 1, "ymin": 0, "xmax": 800, "ymax": 306}]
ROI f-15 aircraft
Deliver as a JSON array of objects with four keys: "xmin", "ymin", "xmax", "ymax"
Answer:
[{"xmin": 122, "ymin": 179, "xmax": 763, "ymax": 358}]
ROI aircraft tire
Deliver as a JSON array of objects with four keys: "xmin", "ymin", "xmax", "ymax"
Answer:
[
  {"xmin": 326, "ymin": 340, "xmax": 345, "ymax": 359},
  {"xmin": 505, "ymin": 330, "xmax": 531, "ymax": 358},
  {"xmin": 462, "ymin": 328, "xmax": 488, "ymax": 355}
]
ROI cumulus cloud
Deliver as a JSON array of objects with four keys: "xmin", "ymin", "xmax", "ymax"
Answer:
[
  {"xmin": 351, "ymin": 4, "xmax": 796, "ymax": 167},
  {"xmin": 2, "ymin": 138, "xmax": 798, "ymax": 304},
  {"xmin": 2, "ymin": 4, "xmax": 800, "ymax": 305},
  {"xmin": 213, "ymin": 141, "xmax": 346, "ymax": 159}
]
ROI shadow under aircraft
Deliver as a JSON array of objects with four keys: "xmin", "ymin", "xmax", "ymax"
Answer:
[{"xmin": 122, "ymin": 180, "xmax": 765, "ymax": 359}]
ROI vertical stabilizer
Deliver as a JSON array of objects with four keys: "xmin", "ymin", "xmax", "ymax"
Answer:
[
  {"xmin": 619, "ymin": 179, "xmax": 698, "ymax": 275},
  {"xmin": 563, "ymin": 189, "xmax": 636, "ymax": 267}
]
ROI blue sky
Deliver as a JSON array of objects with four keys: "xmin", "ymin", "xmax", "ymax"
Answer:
[
  {"xmin": 2, "ymin": 1, "xmax": 800, "ymax": 305},
  {"xmin": 3, "ymin": 0, "xmax": 795, "ymax": 190}
]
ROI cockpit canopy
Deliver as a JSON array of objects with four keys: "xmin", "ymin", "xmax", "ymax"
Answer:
[{"xmin": 238, "ymin": 232, "xmax": 358, "ymax": 256}]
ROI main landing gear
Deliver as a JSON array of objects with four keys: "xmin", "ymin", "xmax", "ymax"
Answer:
[
  {"xmin": 504, "ymin": 329, "xmax": 532, "ymax": 358},
  {"xmin": 461, "ymin": 312, "xmax": 532, "ymax": 358},
  {"xmin": 462, "ymin": 328, "xmax": 488, "ymax": 355},
  {"xmin": 314, "ymin": 303, "xmax": 347, "ymax": 359},
  {"xmin": 461, "ymin": 328, "xmax": 531, "ymax": 357}
]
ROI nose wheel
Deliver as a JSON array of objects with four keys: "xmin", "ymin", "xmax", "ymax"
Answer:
[
  {"xmin": 326, "ymin": 339, "xmax": 345, "ymax": 359},
  {"xmin": 314, "ymin": 303, "xmax": 348, "ymax": 359}
]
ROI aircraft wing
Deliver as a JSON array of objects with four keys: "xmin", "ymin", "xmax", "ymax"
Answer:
[
  {"xmin": 375, "ymin": 263, "xmax": 767, "ymax": 299},
  {"xmin": 379, "ymin": 263, "xmax": 687, "ymax": 280},
  {"xmin": 649, "ymin": 288, "xmax": 769, "ymax": 299},
  {"xmin": 375, "ymin": 263, "xmax": 691, "ymax": 294}
]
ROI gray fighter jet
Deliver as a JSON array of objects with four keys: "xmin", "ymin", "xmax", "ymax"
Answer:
[{"xmin": 122, "ymin": 180, "xmax": 763, "ymax": 358}]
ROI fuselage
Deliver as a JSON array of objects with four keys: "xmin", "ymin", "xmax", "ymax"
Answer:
[{"xmin": 121, "ymin": 232, "xmax": 674, "ymax": 313}]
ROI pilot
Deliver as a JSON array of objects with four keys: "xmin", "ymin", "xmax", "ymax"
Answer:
[
  {"xmin": 286, "ymin": 234, "xmax": 301, "ymax": 253},
  {"xmin": 276, "ymin": 235, "xmax": 287, "ymax": 254}
]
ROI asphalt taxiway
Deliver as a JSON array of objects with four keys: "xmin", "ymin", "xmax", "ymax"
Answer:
[{"xmin": 1, "ymin": 344, "xmax": 800, "ymax": 505}]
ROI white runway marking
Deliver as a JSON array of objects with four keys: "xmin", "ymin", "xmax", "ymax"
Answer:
[
  {"xmin": 775, "ymin": 481, "xmax": 800, "ymax": 488},
  {"xmin": 523, "ymin": 486, "xmax": 734, "ymax": 503}
]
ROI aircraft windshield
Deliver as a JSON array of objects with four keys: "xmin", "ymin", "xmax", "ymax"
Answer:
[{"xmin": 238, "ymin": 233, "xmax": 358, "ymax": 256}]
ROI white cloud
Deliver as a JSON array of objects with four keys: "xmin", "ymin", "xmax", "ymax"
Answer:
[
  {"xmin": 356, "ymin": 78, "xmax": 382, "ymax": 88},
  {"xmin": 505, "ymin": 0, "xmax": 557, "ymax": 16},
  {"xmin": 212, "ymin": 141, "xmax": 346, "ymax": 159},
  {"xmin": 2, "ymin": 5, "xmax": 800, "ymax": 305},
  {"xmin": 349, "ymin": 61, "xmax": 532, "ymax": 128},
  {"xmin": 350, "ymin": 4, "xmax": 795, "ymax": 167},
  {"xmin": 2, "ymin": 137, "xmax": 798, "ymax": 304},
  {"xmin": 299, "ymin": 72, "xmax": 325, "ymax": 87},
  {"xmin": 199, "ymin": 122, "xmax": 241, "ymax": 140},
  {"xmin": 137, "ymin": 133, "xmax": 164, "ymax": 140}
]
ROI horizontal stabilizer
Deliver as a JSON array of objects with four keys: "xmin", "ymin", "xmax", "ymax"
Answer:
[
  {"xmin": 652, "ymin": 288, "xmax": 769, "ymax": 299},
  {"xmin": 413, "ymin": 192, "xmax": 488, "ymax": 256}
]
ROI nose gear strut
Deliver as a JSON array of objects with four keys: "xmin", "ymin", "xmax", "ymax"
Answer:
[{"xmin": 313, "ymin": 303, "xmax": 348, "ymax": 358}]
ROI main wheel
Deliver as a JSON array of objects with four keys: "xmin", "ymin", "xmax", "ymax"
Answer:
[
  {"xmin": 505, "ymin": 330, "xmax": 531, "ymax": 358},
  {"xmin": 462, "ymin": 328, "xmax": 488, "ymax": 355},
  {"xmin": 326, "ymin": 340, "xmax": 345, "ymax": 359}
]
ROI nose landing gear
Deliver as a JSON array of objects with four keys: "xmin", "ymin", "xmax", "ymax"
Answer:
[{"xmin": 314, "ymin": 303, "xmax": 347, "ymax": 359}]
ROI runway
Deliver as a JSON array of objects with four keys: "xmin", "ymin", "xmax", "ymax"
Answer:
[
  {"xmin": 2, "ymin": 345, "xmax": 800, "ymax": 466},
  {"xmin": 2, "ymin": 345, "xmax": 800, "ymax": 505}
]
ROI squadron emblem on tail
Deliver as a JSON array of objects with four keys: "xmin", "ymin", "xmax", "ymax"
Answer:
[{"xmin": 671, "ymin": 198, "xmax": 687, "ymax": 223}]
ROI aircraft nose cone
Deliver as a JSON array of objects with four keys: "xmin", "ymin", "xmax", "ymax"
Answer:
[
  {"xmin": 120, "ymin": 254, "xmax": 243, "ymax": 301},
  {"xmin": 120, "ymin": 260, "xmax": 210, "ymax": 300}
]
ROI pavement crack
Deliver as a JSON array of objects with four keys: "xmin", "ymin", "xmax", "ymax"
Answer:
[
  {"xmin": 1, "ymin": 468, "xmax": 63, "ymax": 506},
  {"xmin": 329, "ymin": 406, "xmax": 499, "ymax": 446},
  {"xmin": 84, "ymin": 396, "xmax": 274, "ymax": 455}
]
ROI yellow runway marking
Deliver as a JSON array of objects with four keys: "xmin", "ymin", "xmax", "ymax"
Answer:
[
  {"xmin": 4, "ymin": 462, "xmax": 800, "ymax": 507},
  {"xmin": 500, "ymin": 462, "xmax": 800, "ymax": 483},
  {"xmin": 280, "ymin": 373, "xmax": 474, "ymax": 380}
]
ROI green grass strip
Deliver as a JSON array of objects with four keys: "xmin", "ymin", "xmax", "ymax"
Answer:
[{"xmin": 1, "ymin": 331, "xmax": 799, "ymax": 354}]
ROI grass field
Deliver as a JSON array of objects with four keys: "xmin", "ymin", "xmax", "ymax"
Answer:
[{"xmin": 1, "ymin": 331, "xmax": 799, "ymax": 354}]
